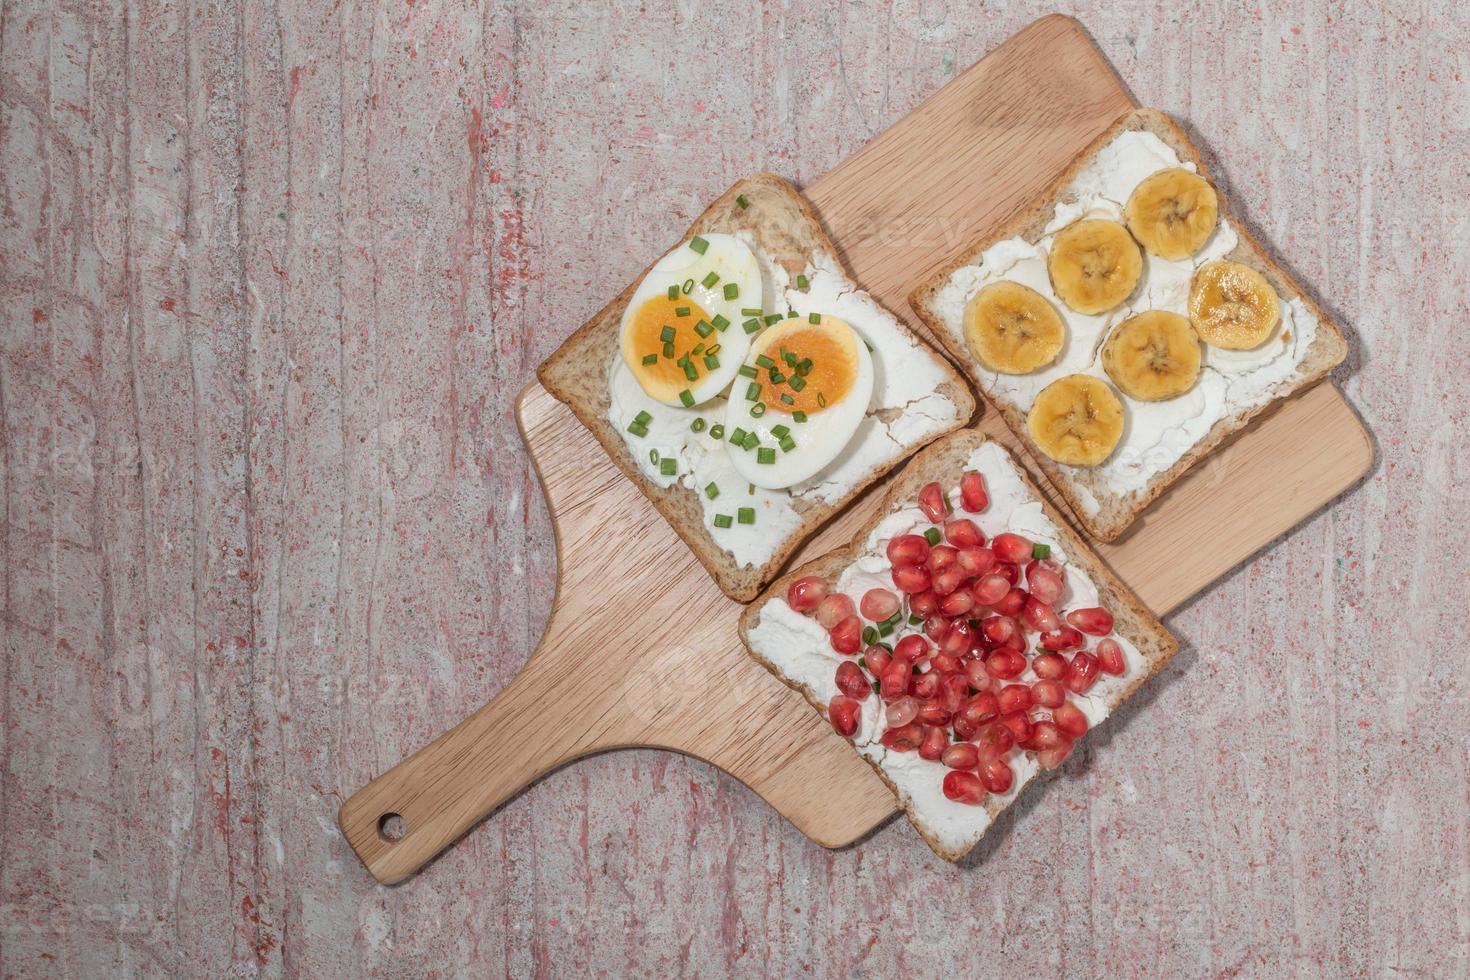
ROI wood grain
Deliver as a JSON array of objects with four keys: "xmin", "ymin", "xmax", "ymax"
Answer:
[{"xmin": 337, "ymin": 17, "xmax": 1369, "ymax": 885}]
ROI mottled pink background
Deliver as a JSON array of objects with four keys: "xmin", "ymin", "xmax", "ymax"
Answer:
[{"xmin": 3, "ymin": 0, "xmax": 1467, "ymax": 975}]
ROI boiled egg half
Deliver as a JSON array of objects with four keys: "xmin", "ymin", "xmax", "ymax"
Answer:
[{"xmin": 724, "ymin": 314, "xmax": 874, "ymax": 489}]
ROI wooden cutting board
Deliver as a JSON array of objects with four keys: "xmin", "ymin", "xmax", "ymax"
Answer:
[{"xmin": 339, "ymin": 15, "xmax": 1371, "ymax": 884}]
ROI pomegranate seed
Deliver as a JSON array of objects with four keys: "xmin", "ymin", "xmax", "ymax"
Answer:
[
  {"xmin": 942, "ymin": 742, "xmax": 979, "ymax": 769},
  {"xmin": 829, "ymin": 615, "xmax": 862, "ymax": 654},
  {"xmin": 918, "ymin": 482, "xmax": 950, "ymax": 522},
  {"xmin": 980, "ymin": 614, "xmax": 1019, "ymax": 646},
  {"xmin": 979, "ymin": 756, "xmax": 1014, "ymax": 794},
  {"xmin": 1033, "ymin": 651, "xmax": 1068, "ymax": 680},
  {"xmin": 939, "ymin": 673, "xmax": 970, "ymax": 714},
  {"xmin": 1026, "ymin": 564, "xmax": 1065, "ymax": 605},
  {"xmin": 885, "ymin": 696, "xmax": 920, "ymax": 728},
  {"xmin": 859, "ymin": 588, "xmax": 900, "ymax": 622},
  {"xmin": 880, "ymin": 722, "xmax": 923, "ymax": 752},
  {"xmin": 974, "ymin": 722, "xmax": 1015, "ymax": 759},
  {"xmin": 880, "ymin": 662, "xmax": 911, "ymax": 701},
  {"xmin": 864, "ymin": 645, "xmax": 892, "ymax": 677},
  {"xmin": 944, "ymin": 518, "xmax": 984, "ymax": 548},
  {"xmin": 891, "ymin": 564, "xmax": 931, "ymax": 594},
  {"xmin": 922, "ymin": 615, "xmax": 951, "ymax": 643},
  {"xmin": 910, "ymin": 589, "xmax": 939, "ymax": 617},
  {"xmin": 994, "ymin": 587, "xmax": 1027, "ymax": 617},
  {"xmin": 835, "ymin": 661, "xmax": 871, "ymax": 700},
  {"xmin": 918, "ymin": 725, "xmax": 949, "ymax": 760},
  {"xmin": 917, "ymin": 700, "xmax": 952, "ymax": 726},
  {"xmin": 911, "ymin": 670, "xmax": 940, "ymax": 700},
  {"xmin": 992, "ymin": 532, "xmax": 1032, "ymax": 565},
  {"xmin": 964, "ymin": 659, "xmax": 993, "ymax": 692},
  {"xmin": 1025, "ymin": 719, "xmax": 1064, "ymax": 751},
  {"xmin": 1065, "ymin": 651, "xmax": 1100, "ymax": 694},
  {"xmin": 930, "ymin": 652, "xmax": 961, "ymax": 673},
  {"xmin": 972, "ymin": 573, "xmax": 1011, "ymax": 606},
  {"xmin": 1036, "ymin": 737, "xmax": 1074, "ymax": 770},
  {"xmin": 1040, "ymin": 626, "xmax": 1085, "ymax": 651},
  {"xmin": 828, "ymin": 696, "xmax": 860, "ymax": 736},
  {"xmin": 943, "ymin": 770, "xmax": 986, "ymax": 805},
  {"xmin": 998, "ymin": 684, "xmax": 1035, "ymax": 714},
  {"xmin": 959, "ymin": 470, "xmax": 990, "ymax": 512},
  {"xmin": 958, "ymin": 691, "xmax": 1000, "ymax": 728},
  {"xmin": 1032, "ymin": 678, "xmax": 1066, "ymax": 708},
  {"xmin": 893, "ymin": 634, "xmax": 928, "ymax": 661},
  {"xmin": 940, "ymin": 589, "xmax": 975, "ymax": 616},
  {"xmin": 940, "ymin": 618, "xmax": 973, "ymax": 657},
  {"xmin": 1053, "ymin": 700, "xmax": 1089, "ymax": 738},
  {"xmin": 985, "ymin": 648, "xmax": 1026, "ymax": 680},
  {"xmin": 815, "ymin": 593, "xmax": 856, "ymax": 630},
  {"xmin": 999, "ymin": 630, "xmax": 1026, "ymax": 653},
  {"xmin": 1066, "ymin": 607, "xmax": 1115, "ymax": 636},
  {"xmin": 886, "ymin": 534, "xmax": 931, "ymax": 568},
  {"xmin": 926, "ymin": 544, "xmax": 959, "ymax": 572},
  {"xmin": 999, "ymin": 710, "xmax": 1034, "ymax": 745},
  {"xmin": 994, "ymin": 561, "xmax": 1020, "ymax": 586},
  {"xmin": 932, "ymin": 566, "xmax": 968, "ymax": 598},
  {"xmin": 1096, "ymin": 637, "xmax": 1126, "ymax": 675},
  {"xmin": 957, "ymin": 546, "xmax": 997, "ymax": 577},
  {"xmin": 787, "ymin": 575, "xmax": 829, "ymax": 613},
  {"xmin": 1020, "ymin": 596, "xmax": 1060, "ymax": 632}
]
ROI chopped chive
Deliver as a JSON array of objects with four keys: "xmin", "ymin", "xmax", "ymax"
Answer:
[
  {"xmin": 817, "ymin": 392, "xmax": 827, "ymax": 407},
  {"xmin": 808, "ymin": 312, "xmax": 821, "ymax": 324},
  {"xmin": 769, "ymin": 370, "xmax": 786, "ymax": 385},
  {"xmin": 694, "ymin": 319, "xmax": 713, "ymax": 338},
  {"xmin": 662, "ymin": 341, "xmax": 675, "ymax": 358},
  {"xmin": 908, "ymin": 613, "xmax": 922, "ymax": 626},
  {"xmin": 757, "ymin": 447, "xmax": 776, "ymax": 465},
  {"xmin": 660, "ymin": 457, "xmax": 677, "ymax": 476},
  {"xmin": 764, "ymin": 313, "xmax": 783, "ymax": 326},
  {"xmin": 748, "ymin": 483, "xmax": 755, "ymax": 494},
  {"xmin": 703, "ymin": 354, "xmax": 719, "ymax": 370},
  {"xmin": 714, "ymin": 513, "xmax": 732, "ymax": 529},
  {"xmin": 730, "ymin": 427, "xmax": 748, "ymax": 445},
  {"xmin": 678, "ymin": 389, "xmax": 695, "ymax": 407},
  {"xmin": 737, "ymin": 507, "xmax": 755, "ymax": 525},
  {"xmin": 881, "ymin": 610, "xmax": 903, "ymax": 627},
  {"xmin": 782, "ymin": 350, "xmax": 797, "ymax": 366},
  {"xmin": 707, "ymin": 343, "xmax": 721, "ymax": 355},
  {"xmin": 789, "ymin": 375, "xmax": 807, "ymax": 392},
  {"xmin": 862, "ymin": 626, "xmax": 878, "ymax": 646},
  {"xmin": 872, "ymin": 679, "xmax": 881, "ymax": 694},
  {"xmin": 771, "ymin": 424, "xmax": 790, "ymax": 439},
  {"xmin": 779, "ymin": 436, "xmax": 796, "ymax": 452},
  {"xmin": 745, "ymin": 382, "xmax": 761, "ymax": 401},
  {"xmin": 667, "ymin": 284, "xmax": 679, "ymax": 301},
  {"xmin": 741, "ymin": 431, "xmax": 759, "ymax": 450},
  {"xmin": 796, "ymin": 274, "xmax": 809, "ymax": 290},
  {"xmin": 755, "ymin": 354, "xmax": 775, "ymax": 369},
  {"xmin": 675, "ymin": 306, "xmax": 691, "ymax": 318},
  {"xmin": 779, "ymin": 393, "xmax": 794, "ymax": 405},
  {"xmin": 649, "ymin": 449, "xmax": 660, "ymax": 464},
  {"xmin": 924, "ymin": 527, "xmax": 941, "ymax": 546},
  {"xmin": 787, "ymin": 309, "xmax": 797, "ymax": 318},
  {"xmin": 701, "ymin": 271, "xmax": 719, "ymax": 289},
  {"xmin": 705, "ymin": 481, "xmax": 719, "ymax": 499},
  {"xmin": 626, "ymin": 421, "xmax": 648, "ymax": 437},
  {"xmin": 742, "ymin": 318, "xmax": 762, "ymax": 334},
  {"xmin": 682, "ymin": 278, "xmax": 695, "ymax": 294},
  {"xmin": 689, "ymin": 235, "xmax": 709, "ymax": 254},
  {"xmin": 683, "ymin": 361, "xmax": 698, "ymax": 381},
  {"xmin": 797, "ymin": 358, "xmax": 813, "ymax": 375},
  {"xmin": 659, "ymin": 325, "xmax": 675, "ymax": 343},
  {"xmin": 711, "ymin": 314, "xmax": 730, "ymax": 331},
  {"xmin": 691, "ymin": 418, "xmax": 707, "ymax": 433},
  {"xmin": 1032, "ymin": 543, "xmax": 1052, "ymax": 560},
  {"xmin": 749, "ymin": 402, "xmax": 766, "ymax": 418},
  {"xmin": 709, "ymin": 424, "xmax": 725, "ymax": 440},
  {"xmin": 741, "ymin": 307, "xmax": 762, "ymax": 317},
  {"xmin": 691, "ymin": 343, "xmax": 705, "ymax": 355},
  {"xmin": 736, "ymin": 194, "xmax": 750, "ymax": 210},
  {"xmin": 723, "ymin": 282, "xmax": 739, "ymax": 300},
  {"xmin": 634, "ymin": 410, "xmax": 652, "ymax": 425},
  {"xmin": 792, "ymin": 410, "xmax": 808, "ymax": 423},
  {"xmin": 738, "ymin": 364, "xmax": 758, "ymax": 378},
  {"xmin": 877, "ymin": 622, "xmax": 893, "ymax": 638},
  {"xmin": 641, "ymin": 353, "xmax": 658, "ymax": 366}
]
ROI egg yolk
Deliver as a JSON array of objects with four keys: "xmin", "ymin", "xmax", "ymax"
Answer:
[
  {"xmin": 756, "ymin": 321, "xmax": 857, "ymax": 415},
  {"xmin": 624, "ymin": 292, "xmax": 715, "ymax": 399}
]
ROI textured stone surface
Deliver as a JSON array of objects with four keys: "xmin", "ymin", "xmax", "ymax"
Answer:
[{"xmin": 3, "ymin": 1, "xmax": 1468, "ymax": 975}]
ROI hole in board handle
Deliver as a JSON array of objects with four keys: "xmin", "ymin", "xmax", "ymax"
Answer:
[{"xmin": 378, "ymin": 812, "xmax": 407, "ymax": 842}]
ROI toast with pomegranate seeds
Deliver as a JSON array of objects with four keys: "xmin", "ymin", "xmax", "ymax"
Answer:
[
  {"xmin": 907, "ymin": 108, "xmax": 1348, "ymax": 542},
  {"xmin": 539, "ymin": 173, "xmax": 974, "ymax": 602},
  {"xmin": 738, "ymin": 429, "xmax": 1177, "ymax": 861}
]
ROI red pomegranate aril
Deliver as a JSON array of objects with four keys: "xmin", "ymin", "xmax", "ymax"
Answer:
[
  {"xmin": 979, "ymin": 756, "xmax": 1015, "ymax": 794},
  {"xmin": 959, "ymin": 470, "xmax": 989, "ymax": 512},
  {"xmin": 939, "ymin": 673, "xmax": 970, "ymax": 713},
  {"xmin": 892, "ymin": 564, "xmax": 932, "ymax": 594},
  {"xmin": 918, "ymin": 725, "xmax": 949, "ymax": 761},
  {"xmin": 972, "ymin": 573, "xmax": 1011, "ymax": 606},
  {"xmin": 999, "ymin": 630, "xmax": 1026, "ymax": 653},
  {"xmin": 994, "ymin": 587, "xmax": 1027, "ymax": 617},
  {"xmin": 1033, "ymin": 651, "xmax": 1068, "ymax": 680},
  {"xmin": 974, "ymin": 722, "xmax": 1015, "ymax": 760},
  {"xmin": 1096, "ymin": 637, "xmax": 1126, "ymax": 675},
  {"xmin": 1053, "ymin": 700, "xmax": 1089, "ymax": 738},
  {"xmin": 980, "ymin": 614, "xmax": 1018, "ymax": 646},
  {"xmin": 893, "ymin": 634, "xmax": 928, "ymax": 662},
  {"xmin": 985, "ymin": 648, "xmax": 1026, "ymax": 680},
  {"xmin": 886, "ymin": 696, "xmax": 920, "ymax": 728},
  {"xmin": 917, "ymin": 700, "xmax": 952, "ymax": 726},
  {"xmin": 992, "ymin": 532, "xmax": 1033, "ymax": 564},
  {"xmin": 943, "ymin": 770, "xmax": 987, "ymax": 805},
  {"xmin": 964, "ymin": 660, "xmax": 994, "ymax": 693},
  {"xmin": 1066, "ymin": 606, "xmax": 1115, "ymax": 636},
  {"xmin": 940, "ymin": 589, "xmax": 975, "ymax": 616},
  {"xmin": 930, "ymin": 651, "xmax": 961, "ymax": 674},
  {"xmin": 932, "ymin": 565, "xmax": 968, "ymax": 598},
  {"xmin": 859, "ymin": 588, "xmax": 901, "ymax": 622},
  {"xmin": 944, "ymin": 518, "xmax": 985, "ymax": 548},
  {"xmin": 998, "ymin": 683, "xmax": 1035, "ymax": 714},
  {"xmin": 959, "ymin": 691, "xmax": 1000, "ymax": 728},
  {"xmin": 829, "ymin": 615, "xmax": 862, "ymax": 654},
  {"xmin": 815, "ymin": 593, "xmax": 856, "ymax": 630},
  {"xmin": 994, "ymin": 561, "xmax": 1020, "ymax": 586},
  {"xmin": 880, "ymin": 662, "xmax": 911, "ymax": 701},
  {"xmin": 828, "ymin": 696, "xmax": 860, "ymax": 736},
  {"xmin": 940, "ymin": 618, "xmax": 973, "ymax": 657},
  {"xmin": 957, "ymin": 546, "xmax": 997, "ymax": 577},
  {"xmin": 1020, "ymin": 595, "xmax": 1060, "ymax": 632},
  {"xmin": 1065, "ymin": 651, "xmax": 1100, "ymax": 694},
  {"xmin": 863, "ymin": 645, "xmax": 892, "ymax": 677},
  {"xmin": 926, "ymin": 544, "xmax": 959, "ymax": 572},
  {"xmin": 1040, "ymin": 626, "xmax": 1085, "ymax": 651},
  {"xmin": 886, "ymin": 534, "xmax": 931, "ymax": 568},
  {"xmin": 787, "ymin": 575, "xmax": 829, "ymax": 613},
  {"xmin": 835, "ymin": 661, "xmax": 871, "ymax": 700},
  {"xmin": 922, "ymin": 615, "xmax": 951, "ymax": 643},
  {"xmin": 910, "ymin": 589, "xmax": 940, "ymax": 617},
  {"xmin": 1036, "ymin": 737, "xmax": 1074, "ymax": 770},
  {"xmin": 918, "ymin": 482, "xmax": 950, "ymax": 522},
  {"xmin": 1032, "ymin": 678, "xmax": 1066, "ymax": 708},
  {"xmin": 1026, "ymin": 564, "xmax": 1065, "ymax": 605},
  {"xmin": 911, "ymin": 670, "xmax": 940, "ymax": 700},
  {"xmin": 1025, "ymin": 719, "xmax": 1064, "ymax": 751},
  {"xmin": 942, "ymin": 742, "xmax": 980, "ymax": 770},
  {"xmin": 999, "ymin": 710, "xmax": 1034, "ymax": 745},
  {"xmin": 881, "ymin": 722, "xmax": 924, "ymax": 752}
]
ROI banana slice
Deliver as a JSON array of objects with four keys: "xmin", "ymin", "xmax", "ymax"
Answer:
[
  {"xmin": 1124, "ymin": 168, "xmax": 1219, "ymax": 260},
  {"xmin": 963, "ymin": 281, "xmax": 1066, "ymax": 374},
  {"xmin": 1101, "ymin": 311, "xmax": 1202, "ymax": 402},
  {"xmin": 1188, "ymin": 259, "xmax": 1280, "ymax": 350},
  {"xmin": 1047, "ymin": 220, "xmax": 1142, "ymax": 315},
  {"xmin": 1027, "ymin": 374, "xmax": 1125, "ymax": 467}
]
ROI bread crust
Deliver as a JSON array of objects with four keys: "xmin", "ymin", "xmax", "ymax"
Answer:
[
  {"xmin": 737, "ymin": 429, "xmax": 1178, "ymax": 860},
  {"xmin": 539, "ymin": 173, "xmax": 975, "ymax": 601},
  {"xmin": 907, "ymin": 108, "xmax": 1349, "ymax": 541}
]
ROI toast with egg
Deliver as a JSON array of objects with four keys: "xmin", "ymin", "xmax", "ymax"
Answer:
[
  {"xmin": 540, "ymin": 173, "xmax": 975, "ymax": 601},
  {"xmin": 739, "ymin": 429, "xmax": 1177, "ymax": 861},
  {"xmin": 907, "ymin": 108, "xmax": 1348, "ymax": 542}
]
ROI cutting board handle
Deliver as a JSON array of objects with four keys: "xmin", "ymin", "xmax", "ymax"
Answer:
[{"xmin": 337, "ymin": 651, "xmax": 600, "ymax": 884}]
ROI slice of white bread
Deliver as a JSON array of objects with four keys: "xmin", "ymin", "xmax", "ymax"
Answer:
[
  {"xmin": 908, "ymin": 108, "xmax": 1349, "ymax": 542},
  {"xmin": 738, "ymin": 429, "xmax": 1177, "ymax": 860},
  {"xmin": 540, "ymin": 173, "xmax": 975, "ymax": 601}
]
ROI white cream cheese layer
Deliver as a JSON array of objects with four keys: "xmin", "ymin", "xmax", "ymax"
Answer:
[
  {"xmin": 606, "ymin": 240, "xmax": 960, "ymax": 568},
  {"xmin": 746, "ymin": 441, "xmax": 1146, "ymax": 854},
  {"xmin": 928, "ymin": 130, "xmax": 1321, "ymax": 515}
]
